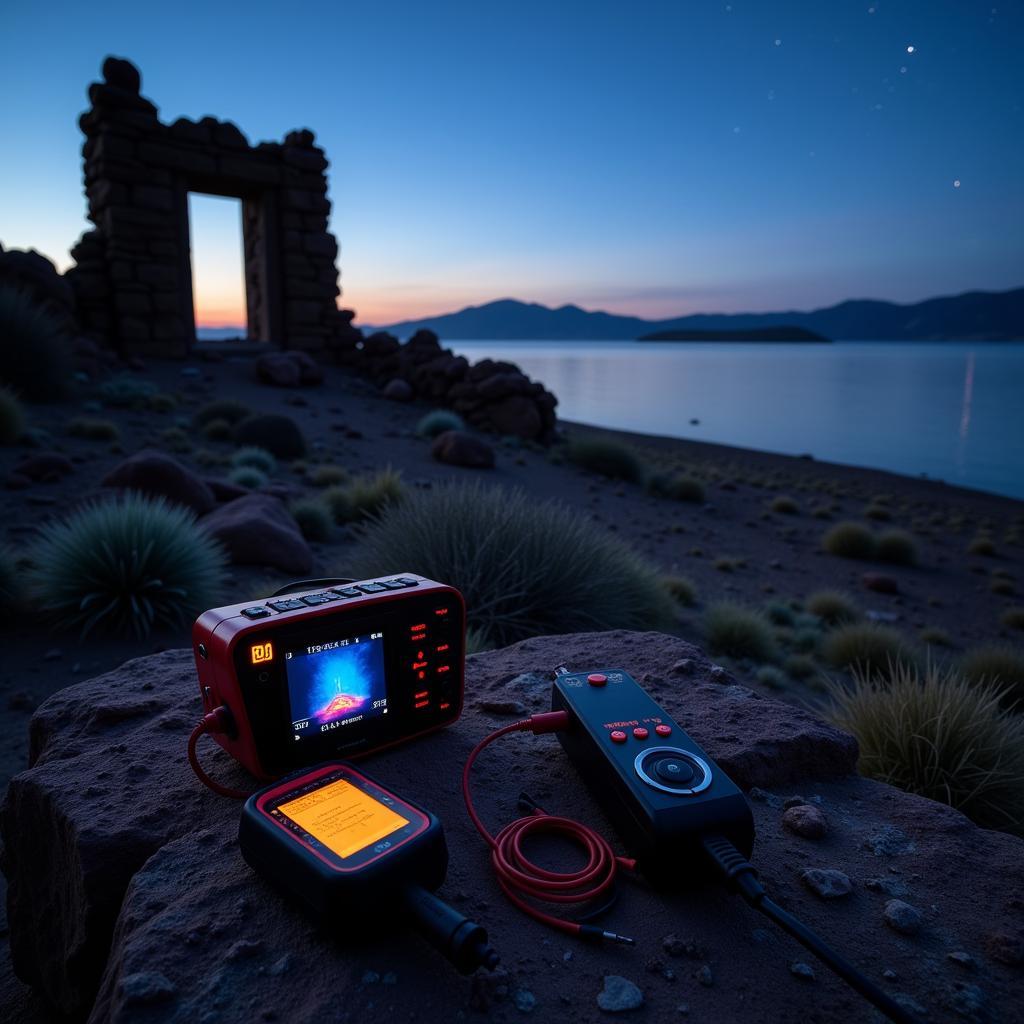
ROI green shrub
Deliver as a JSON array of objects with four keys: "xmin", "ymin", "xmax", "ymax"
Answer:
[
  {"xmin": 566, "ymin": 437, "xmax": 646, "ymax": 484},
  {"xmin": 875, "ymin": 529, "xmax": 917, "ymax": 566},
  {"xmin": 348, "ymin": 481, "xmax": 674, "ymax": 647},
  {"xmin": 806, "ymin": 590, "xmax": 860, "ymax": 627},
  {"xmin": 202, "ymin": 418, "xmax": 234, "ymax": 441},
  {"xmin": 68, "ymin": 417, "xmax": 120, "ymax": 441},
  {"xmin": 289, "ymin": 498, "xmax": 333, "ymax": 543},
  {"xmin": 465, "ymin": 626, "xmax": 493, "ymax": 655},
  {"xmin": 158, "ymin": 426, "xmax": 192, "ymax": 454},
  {"xmin": 0, "ymin": 386, "xmax": 25, "ymax": 444},
  {"xmin": 822, "ymin": 521, "xmax": 876, "ymax": 560},
  {"xmin": 961, "ymin": 644, "xmax": 1024, "ymax": 709},
  {"xmin": 416, "ymin": 409, "xmax": 465, "ymax": 439},
  {"xmin": 968, "ymin": 534, "xmax": 996, "ymax": 557},
  {"xmin": 310, "ymin": 464, "xmax": 349, "ymax": 487},
  {"xmin": 991, "ymin": 577, "xmax": 1016, "ymax": 596},
  {"xmin": 785, "ymin": 653, "xmax": 817, "ymax": 680},
  {"xmin": 648, "ymin": 472, "xmax": 705, "ymax": 503},
  {"xmin": 228, "ymin": 466, "xmax": 268, "ymax": 489},
  {"xmin": 1001, "ymin": 607, "xmax": 1024, "ymax": 631},
  {"xmin": 770, "ymin": 495, "xmax": 799, "ymax": 515},
  {"xmin": 99, "ymin": 374, "xmax": 157, "ymax": 408},
  {"xmin": 28, "ymin": 495, "xmax": 226, "ymax": 636},
  {"xmin": 919, "ymin": 626, "xmax": 952, "ymax": 647},
  {"xmin": 662, "ymin": 574, "xmax": 697, "ymax": 607},
  {"xmin": 827, "ymin": 661, "xmax": 1024, "ymax": 835},
  {"xmin": 756, "ymin": 665, "xmax": 786, "ymax": 690},
  {"xmin": 0, "ymin": 285, "xmax": 72, "ymax": 401},
  {"xmin": 705, "ymin": 603, "xmax": 777, "ymax": 662},
  {"xmin": 863, "ymin": 503, "xmax": 891, "ymax": 521},
  {"xmin": 323, "ymin": 468, "xmax": 405, "ymax": 524},
  {"xmin": 194, "ymin": 398, "xmax": 251, "ymax": 427},
  {"xmin": 764, "ymin": 602, "xmax": 795, "ymax": 626},
  {"xmin": 823, "ymin": 622, "xmax": 915, "ymax": 675},
  {"xmin": 232, "ymin": 446, "xmax": 277, "ymax": 474}
]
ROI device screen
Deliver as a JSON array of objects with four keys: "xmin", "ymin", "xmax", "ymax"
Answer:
[
  {"xmin": 285, "ymin": 631, "xmax": 387, "ymax": 742},
  {"xmin": 276, "ymin": 776, "xmax": 408, "ymax": 859}
]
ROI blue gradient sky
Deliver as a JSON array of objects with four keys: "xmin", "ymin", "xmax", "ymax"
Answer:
[{"xmin": 1, "ymin": 1, "xmax": 1021, "ymax": 326}]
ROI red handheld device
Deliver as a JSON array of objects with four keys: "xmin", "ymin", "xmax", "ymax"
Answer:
[{"xmin": 191, "ymin": 574, "xmax": 465, "ymax": 786}]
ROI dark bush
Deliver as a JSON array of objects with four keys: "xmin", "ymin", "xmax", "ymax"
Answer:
[
  {"xmin": 566, "ymin": 437, "xmax": 646, "ymax": 484},
  {"xmin": 0, "ymin": 285, "xmax": 72, "ymax": 401}
]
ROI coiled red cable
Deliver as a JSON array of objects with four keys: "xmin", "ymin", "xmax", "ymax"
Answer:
[
  {"xmin": 188, "ymin": 710, "xmax": 252, "ymax": 800},
  {"xmin": 462, "ymin": 713, "xmax": 636, "ymax": 942}
]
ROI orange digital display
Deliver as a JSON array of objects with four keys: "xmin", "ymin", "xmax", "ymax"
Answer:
[
  {"xmin": 278, "ymin": 778, "xmax": 407, "ymax": 859},
  {"xmin": 251, "ymin": 642, "xmax": 274, "ymax": 664}
]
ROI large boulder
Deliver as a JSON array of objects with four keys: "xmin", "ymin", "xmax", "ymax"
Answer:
[
  {"xmin": 431, "ymin": 430, "xmax": 495, "ymax": 469},
  {"xmin": 101, "ymin": 451, "xmax": 216, "ymax": 515},
  {"xmin": 198, "ymin": 493, "xmax": 312, "ymax": 574},
  {"xmin": 2, "ymin": 631, "xmax": 1022, "ymax": 1021},
  {"xmin": 232, "ymin": 414, "xmax": 306, "ymax": 461},
  {"xmin": 255, "ymin": 351, "xmax": 324, "ymax": 388}
]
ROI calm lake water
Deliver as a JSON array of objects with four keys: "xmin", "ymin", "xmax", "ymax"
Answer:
[{"xmin": 450, "ymin": 341, "xmax": 1024, "ymax": 501}]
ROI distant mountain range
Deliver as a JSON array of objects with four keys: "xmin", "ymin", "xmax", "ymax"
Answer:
[{"xmin": 365, "ymin": 287, "xmax": 1024, "ymax": 342}]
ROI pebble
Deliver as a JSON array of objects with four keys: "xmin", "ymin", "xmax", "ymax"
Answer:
[
  {"xmin": 789, "ymin": 962, "xmax": 815, "ymax": 981},
  {"xmin": 596, "ymin": 975, "xmax": 644, "ymax": 1012},
  {"xmin": 949, "ymin": 982, "xmax": 986, "ymax": 1019},
  {"xmin": 695, "ymin": 965, "xmax": 714, "ymax": 987},
  {"xmin": 226, "ymin": 939, "xmax": 263, "ymax": 960},
  {"xmin": 119, "ymin": 971, "xmax": 177, "ymax": 1005},
  {"xmin": 947, "ymin": 951, "xmax": 977, "ymax": 970},
  {"xmin": 361, "ymin": 970, "xmax": 380, "ymax": 984},
  {"xmin": 676, "ymin": 1005, "xmax": 690, "ymax": 1016},
  {"xmin": 513, "ymin": 989, "xmax": 536, "ymax": 1013},
  {"xmin": 882, "ymin": 968, "xmax": 898, "ymax": 981},
  {"xmin": 479, "ymin": 700, "xmax": 528, "ymax": 716},
  {"xmin": 801, "ymin": 868, "xmax": 853, "ymax": 899},
  {"xmin": 708, "ymin": 666, "xmax": 727, "ymax": 682},
  {"xmin": 864, "ymin": 826, "xmax": 912, "ymax": 857},
  {"xmin": 43, "ymin": 648, "xmax": 63, "ymax": 661},
  {"xmin": 884, "ymin": 899, "xmax": 923, "ymax": 936},
  {"xmin": 783, "ymin": 804, "xmax": 828, "ymax": 840}
]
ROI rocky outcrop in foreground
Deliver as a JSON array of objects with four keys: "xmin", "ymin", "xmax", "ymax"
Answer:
[{"xmin": 2, "ymin": 631, "xmax": 1022, "ymax": 1022}]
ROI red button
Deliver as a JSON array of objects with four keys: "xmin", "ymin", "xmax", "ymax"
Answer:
[
  {"xmin": 610, "ymin": 730, "xmax": 627, "ymax": 743},
  {"xmin": 655, "ymin": 724, "xmax": 672, "ymax": 737},
  {"xmin": 633, "ymin": 727, "xmax": 649, "ymax": 740},
  {"xmin": 587, "ymin": 673, "xmax": 608, "ymax": 686}
]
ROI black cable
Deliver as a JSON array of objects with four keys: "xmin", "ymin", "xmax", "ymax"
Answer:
[{"xmin": 702, "ymin": 835, "xmax": 916, "ymax": 1024}]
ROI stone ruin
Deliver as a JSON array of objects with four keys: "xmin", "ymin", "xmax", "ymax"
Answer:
[{"xmin": 65, "ymin": 56, "xmax": 360, "ymax": 359}]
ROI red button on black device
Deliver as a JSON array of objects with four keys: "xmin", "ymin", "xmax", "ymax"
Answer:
[
  {"xmin": 655, "ymin": 724, "xmax": 672, "ymax": 737},
  {"xmin": 587, "ymin": 673, "xmax": 607, "ymax": 686},
  {"xmin": 633, "ymin": 727, "xmax": 649, "ymax": 740},
  {"xmin": 610, "ymin": 730, "xmax": 627, "ymax": 743}
]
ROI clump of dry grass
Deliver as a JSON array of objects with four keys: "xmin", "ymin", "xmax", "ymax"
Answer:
[
  {"xmin": 805, "ymin": 590, "xmax": 860, "ymax": 627},
  {"xmin": 705, "ymin": 603, "xmax": 777, "ymax": 662},
  {"xmin": 822, "ymin": 521, "xmax": 876, "ymax": 560},
  {"xmin": 822, "ymin": 622, "xmax": 916, "ymax": 675}
]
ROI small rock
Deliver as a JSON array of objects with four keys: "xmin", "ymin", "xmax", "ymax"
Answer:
[
  {"xmin": 864, "ymin": 826, "xmax": 912, "ymax": 857},
  {"xmin": 234, "ymin": 413, "xmax": 307, "ymax": 460},
  {"xmin": 361, "ymin": 970, "xmax": 380, "ymax": 984},
  {"xmin": 695, "ymin": 965, "xmax": 713, "ymax": 987},
  {"xmin": 432, "ymin": 430, "xmax": 495, "ymax": 469},
  {"xmin": 102, "ymin": 451, "xmax": 217, "ymax": 515},
  {"xmin": 883, "ymin": 899, "xmax": 923, "ymax": 936},
  {"xmin": 383, "ymin": 378, "xmax": 414, "ymax": 402},
  {"xmin": 226, "ymin": 939, "xmax": 263, "ymax": 960},
  {"xmin": 708, "ymin": 666, "xmax": 727, "ymax": 682},
  {"xmin": 782, "ymin": 796, "xmax": 806, "ymax": 810},
  {"xmin": 597, "ymin": 976, "xmax": 644, "ymax": 1012},
  {"xmin": 783, "ymin": 804, "xmax": 828, "ymax": 839},
  {"xmin": 676, "ymin": 1004, "xmax": 690, "ymax": 1015},
  {"xmin": 43, "ymin": 648, "xmax": 63, "ymax": 662},
  {"xmin": 947, "ymin": 951, "xmax": 977, "ymax": 969},
  {"xmin": 199, "ymin": 493, "xmax": 312, "ymax": 574},
  {"xmin": 862, "ymin": 572, "xmax": 900, "ymax": 595},
  {"xmin": 789, "ymin": 962, "xmax": 815, "ymax": 981},
  {"xmin": 479, "ymin": 700, "xmax": 527, "ymax": 716},
  {"xmin": 949, "ymin": 982, "xmax": 986, "ymax": 1019},
  {"xmin": 513, "ymin": 989, "xmax": 536, "ymax": 1012},
  {"xmin": 120, "ymin": 971, "xmax": 176, "ymax": 1005},
  {"xmin": 669, "ymin": 659, "xmax": 694, "ymax": 675},
  {"xmin": 882, "ymin": 968, "xmax": 898, "ymax": 980},
  {"xmin": 801, "ymin": 868, "xmax": 852, "ymax": 899}
]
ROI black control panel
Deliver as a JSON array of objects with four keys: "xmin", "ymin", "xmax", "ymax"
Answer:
[
  {"xmin": 232, "ymin": 589, "xmax": 463, "ymax": 777},
  {"xmin": 551, "ymin": 669, "xmax": 754, "ymax": 884}
]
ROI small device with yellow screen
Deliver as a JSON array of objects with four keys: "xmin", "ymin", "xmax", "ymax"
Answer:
[{"xmin": 239, "ymin": 761, "xmax": 500, "ymax": 974}]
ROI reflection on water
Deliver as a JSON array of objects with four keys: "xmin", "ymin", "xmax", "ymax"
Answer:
[{"xmin": 451, "ymin": 340, "xmax": 1024, "ymax": 500}]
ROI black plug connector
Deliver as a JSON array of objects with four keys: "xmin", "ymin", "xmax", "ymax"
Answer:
[{"xmin": 403, "ymin": 885, "xmax": 500, "ymax": 974}]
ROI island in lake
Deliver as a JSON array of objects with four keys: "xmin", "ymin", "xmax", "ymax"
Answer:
[{"xmin": 638, "ymin": 326, "xmax": 829, "ymax": 342}]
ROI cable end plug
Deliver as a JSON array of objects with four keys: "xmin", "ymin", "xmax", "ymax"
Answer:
[
  {"xmin": 579, "ymin": 924, "xmax": 636, "ymax": 946},
  {"xmin": 526, "ymin": 711, "xmax": 571, "ymax": 735}
]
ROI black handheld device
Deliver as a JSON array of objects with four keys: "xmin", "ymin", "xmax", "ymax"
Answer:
[
  {"xmin": 240, "ymin": 761, "xmax": 499, "ymax": 974},
  {"xmin": 548, "ymin": 668, "xmax": 914, "ymax": 1024}
]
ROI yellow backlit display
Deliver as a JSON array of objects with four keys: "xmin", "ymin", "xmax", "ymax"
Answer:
[
  {"xmin": 278, "ymin": 778, "xmax": 407, "ymax": 859},
  {"xmin": 251, "ymin": 642, "xmax": 274, "ymax": 664}
]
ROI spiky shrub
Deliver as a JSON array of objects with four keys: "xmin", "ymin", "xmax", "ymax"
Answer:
[
  {"xmin": 821, "ymin": 521, "xmax": 876, "ymax": 560},
  {"xmin": 960, "ymin": 644, "xmax": 1024, "ymax": 709},
  {"xmin": 0, "ymin": 385, "xmax": 25, "ymax": 444},
  {"xmin": 875, "ymin": 529, "xmax": 918, "ymax": 566},
  {"xmin": 416, "ymin": 410, "xmax": 465, "ymax": 439},
  {"xmin": 68, "ymin": 417, "xmax": 120, "ymax": 441},
  {"xmin": 705, "ymin": 603, "xmax": 777, "ymax": 662},
  {"xmin": 566, "ymin": 438, "xmax": 646, "ymax": 484},
  {"xmin": 662, "ymin": 574, "xmax": 697, "ymax": 607},
  {"xmin": 770, "ymin": 496, "xmax": 799, "ymax": 515},
  {"xmin": 323, "ymin": 468, "xmax": 405, "ymax": 524},
  {"xmin": 99, "ymin": 374, "xmax": 157, "ymax": 408},
  {"xmin": 348, "ymin": 481, "xmax": 674, "ymax": 647},
  {"xmin": 202, "ymin": 418, "xmax": 234, "ymax": 442},
  {"xmin": 0, "ymin": 285, "xmax": 71, "ymax": 401},
  {"xmin": 290, "ymin": 498, "xmax": 333, "ymax": 542},
  {"xmin": 465, "ymin": 626, "xmax": 493, "ymax": 655},
  {"xmin": 311, "ymin": 464, "xmax": 349, "ymax": 487},
  {"xmin": 827, "ymin": 662, "xmax": 1024, "ymax": 835},
  {"xmin": 28, "ymin": 495, "xmax": 226, "ymax": 636},
  {"xmin": 194, "ymin": 398, "xmax": 251, "ymax": 427},
  {"xmin": 822, "ymin": 623, "xmax": 916, "ymax": 675},
  {"xmin": 232, "ymin": 446, "xmax": 277, "ymax": 474},
  {"xmin": 648, "ymin": 473, "xmax": 705, "ymax": 504},
  {"xmin": 228, "ymin": 466, "xmax": 268, "ymax": 490},
  {"xmin": 806, "ymin": 590, "xmax": 860, "ymax": 627}
]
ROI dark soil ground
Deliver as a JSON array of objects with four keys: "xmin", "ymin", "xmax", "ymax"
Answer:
[{"xmin": 1, "ymin": 351, "xmax": 1022, "ymax": 1019}]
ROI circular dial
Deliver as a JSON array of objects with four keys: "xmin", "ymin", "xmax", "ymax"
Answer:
[{"xmin": 634, "ymin": 746, "xmax": 712, "ymax": 796}]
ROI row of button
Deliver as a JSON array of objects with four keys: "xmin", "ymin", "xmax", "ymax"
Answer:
[
  {"xmin": 610, "ymin": 724, "xmax": 672, "ymax": 744},
  {"xmin": 240, "ymin": 578, "xmax": 420, "ymax": 619}
]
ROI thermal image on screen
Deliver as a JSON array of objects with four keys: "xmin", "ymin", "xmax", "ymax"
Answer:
[{"xmin": 285, "ymin": 632, "xmax": 387, "ymax": 740}]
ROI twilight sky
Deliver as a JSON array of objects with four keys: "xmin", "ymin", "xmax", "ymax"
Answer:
[{"xmin": 1, "ymin": 1, "xmax": 1022, "ymax": 328}]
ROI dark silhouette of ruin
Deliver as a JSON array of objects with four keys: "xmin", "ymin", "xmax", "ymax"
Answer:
[{"xmin": 66, "ymin": 57, "xmax": 359, "ymax": 358}]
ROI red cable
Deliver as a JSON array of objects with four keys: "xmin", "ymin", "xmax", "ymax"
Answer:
[
  {"xmin": 187, "ymin": 713, "xmax": 252, "ymax": 800},
  {"xmin": 462, "ymin": 713, "xmax": 636, "ymax": 941}
]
